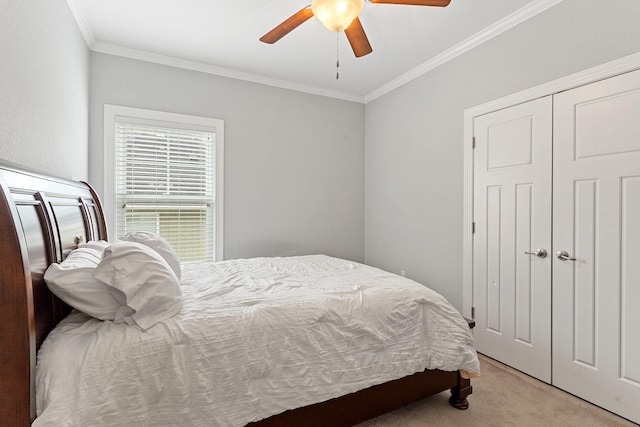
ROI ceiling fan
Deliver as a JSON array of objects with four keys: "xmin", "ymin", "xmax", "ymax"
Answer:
[{"xmin": 260, "ymin": 0, "xmax": 452, "ymax": 58}]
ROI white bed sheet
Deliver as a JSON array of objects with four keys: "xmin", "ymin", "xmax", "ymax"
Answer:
[{"xmin": 35, "ymin": 255, "xmax": 479, "ymax": 427}]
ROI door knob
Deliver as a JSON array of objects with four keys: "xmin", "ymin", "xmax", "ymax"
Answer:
[
  {"xmin": 524, "ymin": 248, "xmax": 548, "ymax": 258},
  {"xmin": 556, "ymin": 250, "xmax": 577, "ymax": 261}
]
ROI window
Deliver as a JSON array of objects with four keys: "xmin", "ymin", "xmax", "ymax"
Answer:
[{"xmin": 104, "ymin": 105, "xmax": 224, "ymax": 262}]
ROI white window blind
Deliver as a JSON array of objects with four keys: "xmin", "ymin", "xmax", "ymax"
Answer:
[{"xmin": 114, "ymin": 120, "xmax": 216, "ymax": 262}]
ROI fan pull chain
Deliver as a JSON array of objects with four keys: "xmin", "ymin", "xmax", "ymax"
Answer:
[{"xmin": 336, "ymin": 32, "xmax": 340, "ymax": 80}]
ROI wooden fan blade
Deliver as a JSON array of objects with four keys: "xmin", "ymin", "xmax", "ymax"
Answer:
[
  {"xmin": 344, "ymin": 17, "xmax": 373, "ymax": 58},
  {"xmin": 369, "ymin": 0, "xmax": 451, "ymax": 6},
  {"xmin": 260, "ymin": 7, "xmax": 314, "ymax": 44}
]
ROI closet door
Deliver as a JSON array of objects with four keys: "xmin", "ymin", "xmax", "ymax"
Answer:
[
  {"xmin": 473, "ymin": 96, "xmax": 552, "ymax": 382},
  {"xmin": 553, "ymin": 68, "xmax": 640, "ymax": 424}
]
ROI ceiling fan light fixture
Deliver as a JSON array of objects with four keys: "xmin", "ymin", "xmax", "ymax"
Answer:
[{"xmin": 311, "ymin": 0, "xmax": 364, "ymax": 32}]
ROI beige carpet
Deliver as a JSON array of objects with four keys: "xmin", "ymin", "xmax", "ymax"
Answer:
[{"xmin": 357, "ymin": 355, "xmax": 638, "ymax": 427}]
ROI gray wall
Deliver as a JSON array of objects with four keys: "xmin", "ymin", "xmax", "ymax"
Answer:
[
  {"xmin": 6, "ymin": 0, "xmax": 640, "ymax": 307},
  {"xmin": 0, "ymin": 0, "xmax": 89, "ymax": 180},
  {"xmin": 364, "ymin": 0, "xmax": 640, "ymax": 309},
  {"xmin": 89, "ymin": 53, "xmax": 365, "ymax": 262}
]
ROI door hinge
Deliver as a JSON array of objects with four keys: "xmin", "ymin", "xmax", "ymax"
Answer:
[
  {"xmin": 471, "ymin": 306, "xmax": 475, "ymax": 319},
  {"xmin": 472, "ymin": 222, "xmax": 475, "ymax": 233},
  {"xmin": 472, "ymin": 137, "xmax": 476, "ymax": 149}
]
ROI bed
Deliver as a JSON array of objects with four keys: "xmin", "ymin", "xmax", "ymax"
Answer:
[{"xmin": 0, "ymin": 160, "xmax": 478, "ymax": 427}]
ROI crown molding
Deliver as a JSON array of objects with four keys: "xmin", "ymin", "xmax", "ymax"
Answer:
[
  {"xmin": 364, "ymin": 0, "xmax": 565, "ymax": 103},
  {"xmin": 67, "ymin": 0, "xmax": 563, "ymax": 104},
  {"xmin": 65, "ymin": 0, "xmax": 95, "ymax": 47},
  {"xmin": 91, "ymin": 42, "xmax": 365, "ymax": 104}
]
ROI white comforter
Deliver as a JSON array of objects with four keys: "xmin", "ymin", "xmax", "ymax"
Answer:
[{"xmin": 35, "ymin": 255, "xmax": 479, "ymax": 427}]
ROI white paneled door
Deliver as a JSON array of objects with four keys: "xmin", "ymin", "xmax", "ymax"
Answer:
[
  {"xmin": 472, "ymin": 69, "xmax": 640, "ymax": 424},
  {"xmin": 472, "ymin": 96, "xmax": 553, "ymax": 383},
  {"xmin": 553, "ymin": 68, "xmax": 640, "ymax": 423}
]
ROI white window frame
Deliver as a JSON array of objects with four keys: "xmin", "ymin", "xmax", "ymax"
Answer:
[{"xmin": 104, "ymin": 104, "xmax": 224, "ymax": 261}]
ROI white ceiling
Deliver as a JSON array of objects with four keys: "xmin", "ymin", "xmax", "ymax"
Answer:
[{"xmin": 67, "ymin": 0, "xmax": 562, "ymax": 102}]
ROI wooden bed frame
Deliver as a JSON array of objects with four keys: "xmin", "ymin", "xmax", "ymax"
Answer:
[{"xmin": 0, "ymin": 160, "xmax": 472, "ymax": 427}]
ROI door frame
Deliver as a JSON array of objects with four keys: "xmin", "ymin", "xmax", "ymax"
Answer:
[{"xmin": 462, "ymin": 51, "xmax": 640, "ymax": 318}]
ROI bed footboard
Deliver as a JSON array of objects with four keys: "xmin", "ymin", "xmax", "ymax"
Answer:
[{"xmin": 249, "ymin": 369, "xmax": 470, "ymax": 427}]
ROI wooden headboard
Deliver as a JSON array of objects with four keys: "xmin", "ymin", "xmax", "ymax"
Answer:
[{"xmin": 0, "ymin": 161, "xmax": 107, "ymax": 425}]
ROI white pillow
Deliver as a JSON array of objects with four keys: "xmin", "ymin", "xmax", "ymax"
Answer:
[
  {"xmin": 44, "ymin": 247, "xmax": 122, "ymax": 320},
  {"xmin": 93, "ymin": 241, "xmax": 182, "ymax": 331},
  {"xmin": 78, "ymin": 240, "xmax": 111, "ymax": 253},
  {"xmin": 119, "ymin": 231, "xmax": 181, "ymax": 280}
]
